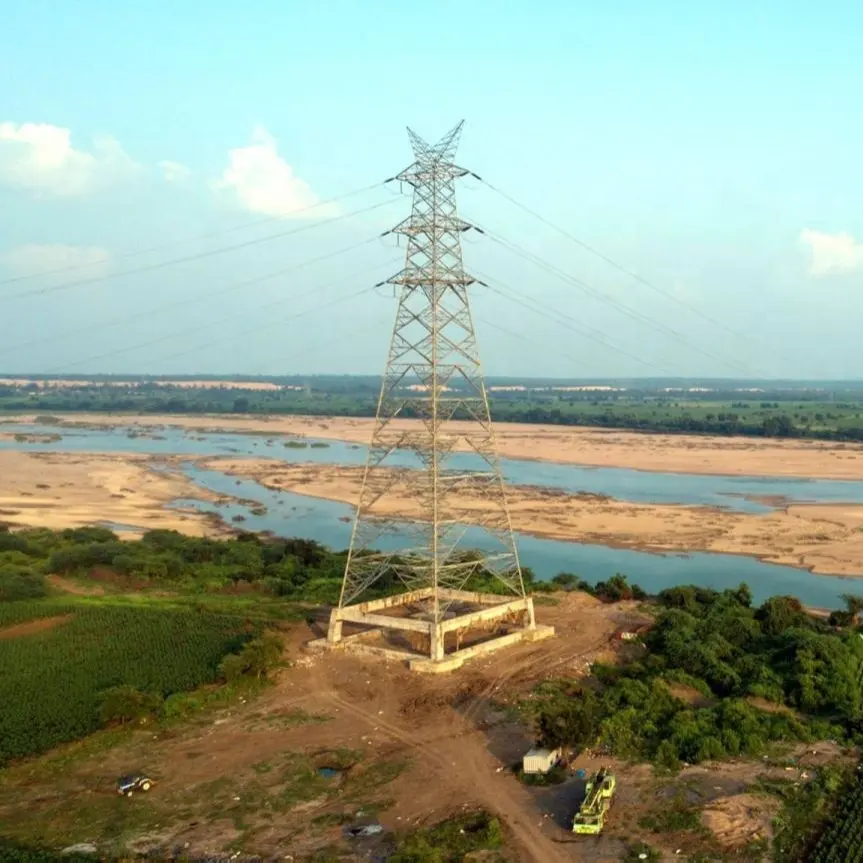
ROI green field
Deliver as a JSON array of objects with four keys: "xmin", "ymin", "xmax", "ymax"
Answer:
[
  {"xmin": 0, "ymin": 602, "xmax": 252, "ymax": 763},
  {"xmin": 4, "ymin": 375, "xmax": 863, "ymax": 440},
  {"xmin": 807, "ymin": 767, "xmax": 863, "ymax": 862}
]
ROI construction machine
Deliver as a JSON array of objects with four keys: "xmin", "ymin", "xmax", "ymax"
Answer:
[{"xmin": 572, "ymin": 767, "xmax": 616, "ymax": 835}]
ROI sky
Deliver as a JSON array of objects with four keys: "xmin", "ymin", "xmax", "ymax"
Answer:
[{"xmin": 1, "ymin": 0, "xmax": 861, "ymax": 380}]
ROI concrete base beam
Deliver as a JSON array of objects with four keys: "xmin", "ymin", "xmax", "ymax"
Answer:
[
  {"xmin": 315, "ymin": 592, "xmax": 552, "ymax": 673},
  {"xmin": 409, "ymin": 624, "xmax": 556, "ymax": 673}
]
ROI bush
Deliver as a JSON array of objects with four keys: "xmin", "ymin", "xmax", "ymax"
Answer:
[
  {"xmin": 98, "ymin": 685, "xmax": 164, "ymax": 725},
  {"xmin": 592, "ymin": 573, "xmax": 646, "ymax": 602},
  {"xmin": 527, "ymin": 583, "xmax": 863, "ymax": 768},
  {"xmin": 0, "ymin": 566, "xmax": 46, "ymax": 601},
  {"xmin": 389, "ymin": 811, "xmax": 502, "ymax": 862},
  {"xmin": 219, "ymin": 631, "xmax": 283, "ymax": 682},
  {"xmin": 517, "ymin": 762, "xmax": 568, "ymax": 786}
]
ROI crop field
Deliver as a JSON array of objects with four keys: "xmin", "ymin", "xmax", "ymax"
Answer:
[
  {"xmin": 0, "ymin": 601, "xmax": 253, "ymax": 763},
  {"xmin": 808, "ymin": 766, "xmax": 863, "ymax": 862}
]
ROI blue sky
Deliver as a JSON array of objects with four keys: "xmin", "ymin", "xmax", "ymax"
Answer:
[{"xmin": 1, "ymin": 0, "xmax": 861, "ymax": 379}]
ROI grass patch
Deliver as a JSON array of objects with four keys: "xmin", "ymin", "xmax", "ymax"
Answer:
[
  {"xmin": 343, "ymin": 757, "xmax": 408, "ymax": 796},
  {"xmin": 755, "ymin": 761, "xmax": 856, "ymax": 862},
  {"xmin": 389, "ymin": 810, "xmax": 504, "ymax": 862},
  {"xmin": 0, "ymin": 777, "xmax": 166, "ymax": 851},
  {"xmin": 638, "ymin": 792, "xmax": 705, "ymax": 834},
  {"xmin": 243, "ymin": 706, "xmax": 332, "ymax": 731}
]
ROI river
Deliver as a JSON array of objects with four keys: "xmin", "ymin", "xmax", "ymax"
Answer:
[{"xmin": 2, "ymin": 421, "xmax": 863, "ymax": 608}]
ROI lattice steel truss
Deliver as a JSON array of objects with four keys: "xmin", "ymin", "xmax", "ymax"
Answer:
[{"xmin": 333, "ymin": 121, "xmax": 527, "ymax": 625}]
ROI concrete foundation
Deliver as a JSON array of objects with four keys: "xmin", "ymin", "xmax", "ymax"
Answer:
[{"xmin": 309, "ymin": 588, "xmax": 554, "ymax": 672}]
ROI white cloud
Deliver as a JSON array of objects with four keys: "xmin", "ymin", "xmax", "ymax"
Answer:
[
  {"xmin": 800, "ymin": 228, "xmax": 863, "ymax": 276},
  {"xmin": 158, "ymin": 160, "xmax": 191, "ymax": 183},
  {"xmin": 0, "ymin": 122, "xmax": 141, "ymax": 197},
  {"xmin": 0, "ymin": 244, "xmax": 111, "ymax": 279},
  {"xmin": 214, "ymin": 126, "xmax": 334, "ymax": 218}
]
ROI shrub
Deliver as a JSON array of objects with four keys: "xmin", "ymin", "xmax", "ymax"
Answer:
[
  {"xmin": 98, "ymin": 685, "xmax": 164, "ymax": 725},
  {"xmin": 219, "ymin": 631, "xmax": 283, "ymax": 682}
]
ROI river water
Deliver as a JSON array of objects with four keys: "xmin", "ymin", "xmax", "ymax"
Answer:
[{"xmin": 2, "ymin": 421, "xmax": 862, "ymax": 608}]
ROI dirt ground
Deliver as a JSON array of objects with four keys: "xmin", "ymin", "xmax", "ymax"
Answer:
[
  {"xmin": 9, "ymin": 411, "xmax": 863, "ymax": 480},
  {"xmin": 202, "ymin": 457, "xmax": 863, "ymax": 577},
  {"xmin": 0, "ymin": 613, "xmax": 72, "ymax": 640},
  {"xmin": 0, "ymin": 450, "xmax": 223, "ymax": 536},
  {"xmin": 0, "ymin": 593, "xmax": 837, "ymax": 863}
]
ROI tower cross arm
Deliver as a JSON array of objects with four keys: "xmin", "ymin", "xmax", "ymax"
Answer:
[
  {"xmin": 382, "ymin": 268, "xmax": 484, "ymax": 288},
  {"xmin": 394, "ymin": 163, "xmax": 470, "ymax": 186},
  {"xmin": 388, "ymin": 215, "xmax": 477, "ymax": 237}
]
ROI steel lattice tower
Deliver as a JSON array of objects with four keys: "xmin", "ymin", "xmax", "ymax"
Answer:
[{"xmin": 323, "ymin": 123, "xmax": 552, "ymax": 670}]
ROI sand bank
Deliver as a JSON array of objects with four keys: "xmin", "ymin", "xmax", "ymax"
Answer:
[
  {"xmin": 0, "ymin": 450, "xmax": 224, "ymax": 536},
  {"xmin": 9, "ymin": 412, "xmax": 863, "ymax": 480},
  {"xmin": 201, "ymin": 457, "xmax": 863, "ymax": 577}
]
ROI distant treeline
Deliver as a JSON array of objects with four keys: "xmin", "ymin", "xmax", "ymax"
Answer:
[{"xmin": 5, "ymin": 383, "xmax": 863, "ymax": 441}]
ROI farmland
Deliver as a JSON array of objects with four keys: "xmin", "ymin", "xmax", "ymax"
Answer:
[
  {"xmin": 807, "ymin": 767, "xmax": 863, "ymax": 862},
  {"xmin": 0, "ymin": 602, "xmax": 253, "ymax": 762}
]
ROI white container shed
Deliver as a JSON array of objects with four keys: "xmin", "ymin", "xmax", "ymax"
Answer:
[{"xmin": 522, "ymin": 746, "xmax": 562, "ymax": 774}]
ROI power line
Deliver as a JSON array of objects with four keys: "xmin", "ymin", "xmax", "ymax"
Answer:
[
  {"xmin": 473, "ymin": 270, "xmax": 674, "ymax": 375},
  {"xmin": 477, "ymin": 177, "xmax": 807, "ymax": 376},
  {"xmin": 0, "ymin": 181, "xmax": 386, "ymax": 287},
  {"xmin": 478, "ymin": 225, "xmax": 762, "ymax": 378},
  {"xmin": 1, "ymin": 196, "xmax": 397, "ymax": 303},
  {"xmin": 42, "ymin": 278, "xmax": 383, "ymax": 375},
  {"xmin": 0, "ymin": 237, "xmax": 389, "ymax": 356},
  {"xmin": 242, "ymin": 312, "xmax": 393, "ymax": 377},
  {"xmin": 477, "ymin": 178, "xmax": 761, "ymax": 346},
  {"xmin": 144, "ymin": 263, "xmax": 399, "ymax": 370},
  {"xmin": 475, "ymin": 314, "xmax": 606, "ymax": 376}
]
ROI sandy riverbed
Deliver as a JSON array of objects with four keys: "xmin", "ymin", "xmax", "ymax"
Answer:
[
  {"xmin": 0, "ymin": 450, "xmax": 224, "ymax": 536},
  {"xmin": 201, "ymin": 456, "xmax": 863, "ymax": 577},
  {"xmin": 7, "ymin": 412, "xmax": 863, "ymax": 480}
]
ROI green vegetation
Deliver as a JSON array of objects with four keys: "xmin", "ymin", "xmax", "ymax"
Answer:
[
  {"xmin": 549, "ymin": 571, "xmax": 647, "ymax": 601},
  {"xmin": 5, "ymin": 375, "xmax": 863, "ymax": 440},
  {"xmin": 638, "ymin": 793, "xmax": 704, "ymax": 834},
  {"xmin": 4, "ymin": 523, "xmax": 863, "ymax": 861},
  {"xmin": 0, "ymin": 842, "xmax": 96, "ymax": 862},
  {"xmin": 0, "ymin": 525, "xmax": 543, "ymax": 765},
  {"xmin": 0, "ymin": 603, "xmax": 255, "ymax": 762},
  {"xmin": 758, "ymin": 761, "xmax": 857, "ymax": 862},
  {"xmin": 527, "ymin": 585, "xmax": 862, "ymax": 766},
  {"xmin": 806, "ymin": 765, "xmax": 863, "ymax": 863},
  {"xmin": 389, "ymin": 810, "xmax": 504, "ymax": 862}
]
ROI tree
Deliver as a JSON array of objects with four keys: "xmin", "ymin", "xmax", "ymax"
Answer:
[
  {"xmin": 762, "ymin": 415, "xmax": 795, "ymax": 438},
  {"xmin": 98, "ymin": 686, "xmax": 163, "ymax": 726},
  {"xmin": 534, "ymin": 685, "xmax": 600, "ymax": 750},
  {"xmin": 755, "ymin": 596, "xmax": 808, "ymax": 635},
  {"xmin": 218, "ymin": 631, "xmax": 284, "ymax": 682},
  {"xmin": 842, "ymin": 594, "xmax": 863, "ymax": 624},
  {"xmin": 551, "ymin": 572, "xmax": 579, "ymax": 590}
]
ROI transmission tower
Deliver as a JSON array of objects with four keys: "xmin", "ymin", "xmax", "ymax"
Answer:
[{"xmin": 323, "ymin": 122, "xmax": 552, "ymax": 671}]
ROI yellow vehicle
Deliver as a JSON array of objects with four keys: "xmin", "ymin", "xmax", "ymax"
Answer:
[{"xmin": 572, "ymin": 767, "xmax": 616, "ymax": 835}]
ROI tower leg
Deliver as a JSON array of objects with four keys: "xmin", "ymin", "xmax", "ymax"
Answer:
[
  {"xmin": 327, "ymin": 612, "xmax": 343, "ymax": 645},
  {"xmin": 430, "ymin": 623, "xmax": 445, "ymax": 662},
  {"xmin": 525, "ymin": 597, "xmax": 537, "ymax": 629}
]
